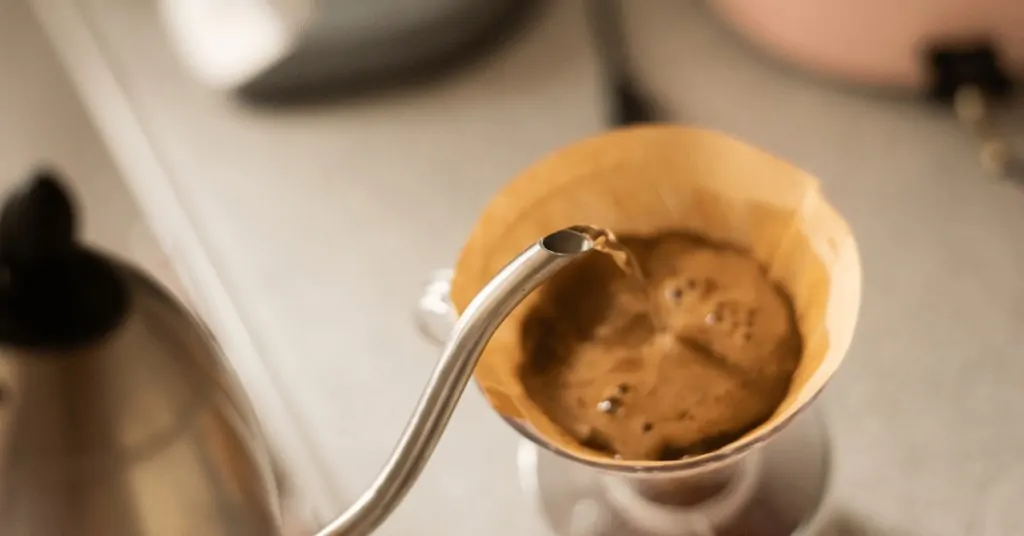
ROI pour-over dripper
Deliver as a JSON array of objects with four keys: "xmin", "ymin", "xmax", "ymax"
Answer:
[
  {"xmin": 449, "ymin": 125, "xmax": 861, "ymax": 463},
  {"xmin": 433, "ymin": 125, "xmax": 861, "ymax": 534}
]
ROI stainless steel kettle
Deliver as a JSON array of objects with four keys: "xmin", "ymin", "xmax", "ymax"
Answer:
[{"xmin": 0, "ymin": 171, "xmax": 595, "ymax": 535}]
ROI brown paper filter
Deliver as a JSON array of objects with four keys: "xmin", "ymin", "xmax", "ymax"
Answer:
[{"xmin": 450, "ymin": 125, "xmax": 862, "ymax": 468}]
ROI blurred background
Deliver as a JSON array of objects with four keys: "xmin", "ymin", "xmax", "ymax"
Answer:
[{"xmin": 5, "ymin": 0, "xmax": 1024, "ymax": 534}]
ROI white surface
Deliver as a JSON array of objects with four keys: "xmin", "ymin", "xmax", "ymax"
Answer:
[
  {"xmin": 28, "ymin": 0, "xmax": 1024, "ymax": 535},
  {"xmin": 158, "ymin": 0, "xmax": 299, "ymax": 90}
]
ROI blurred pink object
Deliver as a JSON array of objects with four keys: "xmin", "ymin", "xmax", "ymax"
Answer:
[{"xmin": 708, "ymin": 0, "xmax": 1024, "ymax": 89}]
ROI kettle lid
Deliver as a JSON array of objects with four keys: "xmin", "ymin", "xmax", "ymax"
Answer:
[{"xmin": 0, "ymin": 170, "xmax": 127, "ymax": 348}]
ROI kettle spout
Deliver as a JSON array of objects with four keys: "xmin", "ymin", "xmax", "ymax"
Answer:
[{"xmin": 315, "ymin": 227, "xmax": 593, "ymax": 535}]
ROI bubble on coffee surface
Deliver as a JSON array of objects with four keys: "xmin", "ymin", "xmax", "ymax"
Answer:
[
  {"xmin": 596, "ymin": 396, "xmax": 622, "ymax": 415},
  {"xmin": 520, "ymin": 231, "xmax": 802, "ymax": 462}
]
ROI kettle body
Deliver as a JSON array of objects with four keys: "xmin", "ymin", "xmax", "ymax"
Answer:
[
  {"xmin": 0, "ymin": 174, "xmax": 283, "ymax": 535},
  {"xmin": 0, "ymin": 264, "xmax": 283, "ymax": 535}
]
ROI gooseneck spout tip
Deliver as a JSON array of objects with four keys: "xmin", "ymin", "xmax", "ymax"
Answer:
[{"xmin": 541, "ymin": 228, "xmax": 594, "ymax": 255}]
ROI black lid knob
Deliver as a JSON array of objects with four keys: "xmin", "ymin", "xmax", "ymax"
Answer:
[
  {"xmin": 0, "ymin": 169, "xmax": 128, "ymax": 348},
  {"xmin": 0, "ymin": 170, "xmax": 76, "ymax": 265}
]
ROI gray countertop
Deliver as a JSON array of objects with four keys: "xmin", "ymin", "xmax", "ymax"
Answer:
[{"xmin": 30, "ymin": 0, "xmax": 1024, "ymax": 534}]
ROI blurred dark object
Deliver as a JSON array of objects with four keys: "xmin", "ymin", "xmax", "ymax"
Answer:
[
  {"xmin": 926, "ymin": 43, "xmax": 1015, "ymax": 104},
  {"xmin": 161, "ymin": 0, "xmax": 539, "ymax": 105},
  {"xmin": 926, "ymin": 43, "xmax": 1021, "ymax": 180},
  {"xmin": 585, "ymin": 0, "xmax": 659, "ymax": 125}
]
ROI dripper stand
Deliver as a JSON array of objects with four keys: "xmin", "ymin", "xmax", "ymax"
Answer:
[
  {"xmin": 516, "ymin": 407, "xmax": 830, "ymax": 536},
  {"xmin": 416, "ymin": 269, "xmax": 832, "ymax": 536}
]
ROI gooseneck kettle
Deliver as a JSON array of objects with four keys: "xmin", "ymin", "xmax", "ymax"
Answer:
[{"xmin": 0, "ymin": 171, "xmax": 595, "ymax": 535}]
